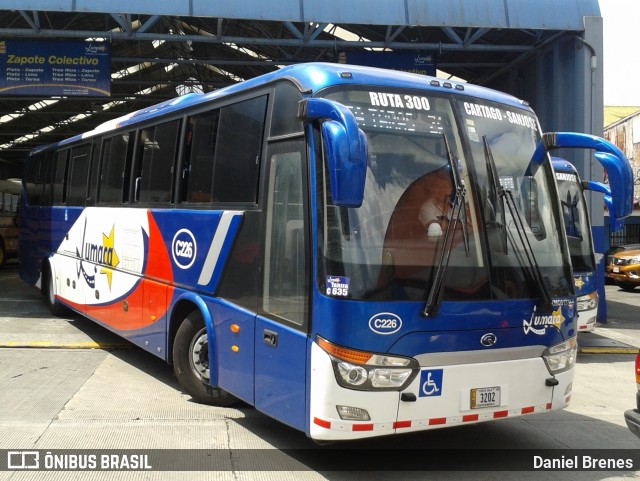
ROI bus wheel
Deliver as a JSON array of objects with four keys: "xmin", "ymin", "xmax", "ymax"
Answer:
[
  {"xmin": 173, "ymin": 311, "xmax": 237, "ymax": 406},
  {"xmin": 43, "ymin": 266, "xmax": 66, "ymax": 316}
]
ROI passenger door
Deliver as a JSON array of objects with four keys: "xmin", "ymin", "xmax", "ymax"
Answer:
[{"xmin": 254, "ymin": 139, "xmax": 309, "ymax": 432}]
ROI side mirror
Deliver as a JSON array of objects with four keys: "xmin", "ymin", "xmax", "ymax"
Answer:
[
  {"xmin": 542, "ymin": 132, "xmax": 634, "ymax": 229},
  {"xmin": 298, "ymin": 98, "xmax": 367, "ymax": 207},
  {"xmin": 593, "ymin": 150, "xmax": 633, "ymax": 221},
  {"xmin": 582, "ymin": 180, "xmax": 625, "ymax": 232},
  {"xmin": 603, "ymin": 195, "xmax": 624, "ymax": 232},
  {"xmin": 582, "ymin": 180, "xmax": 611, "ymax": 197}
]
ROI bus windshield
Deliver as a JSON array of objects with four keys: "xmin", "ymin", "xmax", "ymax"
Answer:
[
  {"xmin": 555, "ymin": 171, "xmax": 595, "ymax": 273},
  {"xmin": 316, "ymin": 88, "xmax": 572, "ymax": 303}
]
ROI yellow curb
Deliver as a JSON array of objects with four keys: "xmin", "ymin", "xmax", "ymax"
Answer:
[
  {"xmin": 578, "ymin": 346, "xmax": 639, "ymax": 354},
  {"xmin": 0, "ymin": 341, "xmax": 131, "ymax": 350}
]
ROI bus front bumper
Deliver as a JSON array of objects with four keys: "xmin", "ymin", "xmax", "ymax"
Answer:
[{"xmin": 308, "ymin": 342, "xmax": 573, "ymax": 441}]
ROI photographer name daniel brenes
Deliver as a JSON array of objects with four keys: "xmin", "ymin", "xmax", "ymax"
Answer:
[{"xmin": 533, "ymin": 455, "xmax": 634, "ymax": 470}]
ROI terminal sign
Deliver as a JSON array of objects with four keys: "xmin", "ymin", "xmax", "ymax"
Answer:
[
  {"xmin": 0, "ymin": 39, "xmax": 111, "ymax": 97},
  {"xmin": 336, "ymin": 50, "xmax": 436, "ymax": 76}
]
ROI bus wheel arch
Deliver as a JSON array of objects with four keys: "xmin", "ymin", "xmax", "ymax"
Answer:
[
  {"xmin": 42, "ymin": 258, "xmax": 66, "ymax": 316},
  {"xmin": 167, "ymin": 299, "xmax": 199, "ymax": 365},
  {"xmin": 170, "ymin": 299, "xmax": 237, "ymax": 406}
]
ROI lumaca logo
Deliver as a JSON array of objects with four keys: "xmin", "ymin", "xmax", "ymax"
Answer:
[
  {"xmin": 76, "ymin": 221, "xmax": 120, "ymax": 290},
  {"xmin": 523, "ymin": 305, "xmax": 565, "ymax": 335},
  {"xmin": 98, "ymin": 226, "xmax": 120, "ymax": 289}
]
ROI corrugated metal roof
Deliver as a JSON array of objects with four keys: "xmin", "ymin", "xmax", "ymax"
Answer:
[
  {"xmin": 403, "ymin": 0, "xmax": 600, "ymax": 30},
  {"xmin": 1, "ymin": 0, "xmax": 601, "ymax": 30},
  {"xmin": 0, "ymin": 0, "xmax": 602, "ymax": 172}
]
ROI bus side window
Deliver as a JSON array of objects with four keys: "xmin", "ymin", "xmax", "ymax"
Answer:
[
  {"xmin": 86, "ymin": 142, "xmax": 100, "ymax": 205},
  {"xmin": 99, "ymin": 132, "xmax": 133, "ymax": 204},
  {"xmin": 67, "ymin": 143, "xmax": 91, "ymax": 206},
  {"xmin": 41, "ymin": 150, "xmax": 54, "ymax": 207},
  {"xmin": 135, "ymin": 120, "xmax": 180, "ymax": 205},
  {"xmin": 213, "ymin": 95, "xmax": 267, "ymax": 203},
  {"xmin": 53, "ymin": 150, "xmax": 69, "ymax": 205},
  {"xmin": 26, "ymin": 153, "xmax": 44, "ymax": 206},
  {"xmin": 182, "ymin": 110, "xmax": 219, "ymax": 204},
  {"xmin": 270, "ymin": 82, "xmax": 303, "ymax": 137}
]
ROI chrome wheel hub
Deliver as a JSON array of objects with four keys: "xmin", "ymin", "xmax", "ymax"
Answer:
[{"xmin": 189, "ymin": 328, "xmax": 210, "ymax": 382}]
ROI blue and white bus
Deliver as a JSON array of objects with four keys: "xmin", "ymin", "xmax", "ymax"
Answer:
[
  {"xmin": 553, "ymin": 155, "xmax": 632, "ymax": 331},
  {"xmin": 19, "ymin": 63, "xmax": 631, "ymax": 441}
]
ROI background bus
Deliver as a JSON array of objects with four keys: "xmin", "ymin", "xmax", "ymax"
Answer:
[
  {"xmin": 553, "ymin": 157, "xmax": 632, "ymax": 331},
  {"xmin": 18, "ymin": 63, "xmax": 630, "ymax": 441},
  {"xmin": 0, "ymin": 178, "xmax": 20, "ymax": 266}
]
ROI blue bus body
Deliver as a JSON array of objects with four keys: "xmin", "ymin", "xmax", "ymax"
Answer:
[
  {"xmin": 553, "ymin": 159, "xmax": 600, "ymax": 331},
  {"xmin": 20, "ymin": 63, "xmax": 629, "ymax": 440},
  {"xmin": 552, "ymin": 153, "xmax": 632, "ymax": 331}
]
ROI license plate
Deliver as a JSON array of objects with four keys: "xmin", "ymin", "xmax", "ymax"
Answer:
[
  {"xmin": 613, "ymin": 266, "xmax": 620, "ymax": 273},
  {"xmin": 470, "ymin": 386, "xmax": 501, "ymax": 409}
]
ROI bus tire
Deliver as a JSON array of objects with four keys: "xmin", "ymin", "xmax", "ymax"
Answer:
[
  {"xmin": 43, "ymin": 265, "xmax": 66, "ymax": 316},
  {"xmin": 173, "ymin": 311, "xmax": 238, "ymax": 406}
]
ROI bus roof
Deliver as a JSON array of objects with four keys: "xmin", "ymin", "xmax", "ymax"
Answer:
[
  {"xmin": 551, "ymin": 157, "xmax": 580, "ymax": 177},
  {"xmin": 42, "ymin": 62, "xmax": 530, "ymax": 152}
]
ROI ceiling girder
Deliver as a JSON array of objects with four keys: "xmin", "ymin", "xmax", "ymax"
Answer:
[
  {"xmin": 18, "ymin": 10, "xmax": 40, "ymax": 32},
  {"xmin": 0, "ymin": 24, "xmax": 536, "ymax": 52},
  {"xmin": 0, "ymin": 7, "xmax": 576, "ymax": 168},
  {"xmin": 110, "ymin": 13, "xmax": 133, "ymax": 34}
]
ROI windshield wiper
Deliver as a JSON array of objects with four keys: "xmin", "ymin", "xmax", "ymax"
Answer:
[
  {"xmin": 423, "ymin": 134, "xmax": 469, "ymax": 317},
  {"xmin": 483, "ymin": 136, "xmax": 508, "ymax": 254},
  {"xmin": 483, "ymin": 138, "xmax": 553, "ymax": 312},
  {"xmin": 502, "ymin": 188, "xmax": 553, "ymax": 312}
]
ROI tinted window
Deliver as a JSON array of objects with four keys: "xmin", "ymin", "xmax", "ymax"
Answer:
[
  {"xmin": 53, "ymin": 150, "xmax": 68, "ymax": 205},
  {"xmin": 67, "ymin": 143, "xmax": 91, "ymax": 206},
  {"xmin": 270, "ymin": 82, "xmax": 303, "ymax": 137},
  {"xmin": 213, "ymin": 96, "xmax": 267, "ymax": 203},
  {"xmin": 182, "ymin": 95, "xmax": 267, "ymax": 205},
  {"xmin": 40, "ymin": 151, "xmax": 54, "ymax": 206},
  {"xmin": 25, "ymin": 153, "xmax": 45, "ymax": 205},
  {"xmin": 136, "ymin": 120, "xmax": 180, "ymax": 204},
  {"xmin": 87, "ymin": 142, "xmax": 100, "ymax": 205},
  {"xmin": 183, "ymin": 109, "xmax": 219, "ymax": 203},
  {"xmin": 99, "ymin": 133, "xmax": 132, "ymax": 204}
]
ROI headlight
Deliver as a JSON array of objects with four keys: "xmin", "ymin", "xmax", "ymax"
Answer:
[
  {"xmin": 576, "ymin": 292, "xmax": 598, "ymax": 312},
  {"xmin": 543, "ymin": 337, "xmax": 577, "ymax": 374},
  {"xmin": 317, "ymin": 336, "xmax": 419, "ymax": 391}
]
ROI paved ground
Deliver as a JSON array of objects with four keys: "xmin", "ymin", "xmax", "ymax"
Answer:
[{"xmin": 0, "ymin": 261, "xmax": 638, "ymax": 480}]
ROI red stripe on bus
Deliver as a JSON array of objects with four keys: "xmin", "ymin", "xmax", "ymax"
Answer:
[
  {"xmin": 493, "ymin": 410, "xmax": 509, "ymax": 418},
  {"xmin": 462, "ymin": 414, "xmax": 479, "ymax": 422},
  {"xmin": 429, "ymin": 418, "xmax": 447, "ymax": 425},
  {"xmin": 546, "ymin": 403, "xmax": 552, "ymax": 410},
  {"xmin": 521, "ymin": 406, "xmax": 535, "ymax": 415},
  {"xmin": 313, "ymin": 417, "xmax": 331, "ymax": 429},
  {"xmin": 352, "ymin": 423, "xmax": 374, "ymax": 431},
  {"xmin": 393, "ymin": 420, "xmax": 412, "ymax": 429}
]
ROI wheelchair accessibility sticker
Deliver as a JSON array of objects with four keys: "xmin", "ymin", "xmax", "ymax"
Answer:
[{"xmin": 419, "ymin": 369, "xmax": 443, "ymax": 397}]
